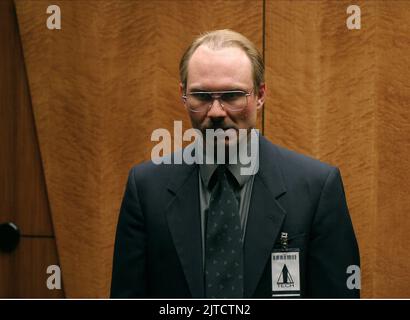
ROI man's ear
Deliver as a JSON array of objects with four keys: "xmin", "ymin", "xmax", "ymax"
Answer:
[
  {"xmin": 256, "ymin": 83, "xmax": 266, "ymax": 110},
  {"xmin": 180, "ymin": 83, "xmax": 188, "ymax": 109},
  {"xmin": 179, "ymin": 83, "xmax": 185, "ymax": 96}
]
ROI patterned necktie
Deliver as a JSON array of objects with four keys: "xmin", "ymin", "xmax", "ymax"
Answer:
[{"xmin": 205, "ymin": 165, "xmax": 244, "ymax": 298}]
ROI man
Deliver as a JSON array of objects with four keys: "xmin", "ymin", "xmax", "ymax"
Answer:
[{"xmin": 111, "ymin": 29, "xmax": 360, "ymax": 298}]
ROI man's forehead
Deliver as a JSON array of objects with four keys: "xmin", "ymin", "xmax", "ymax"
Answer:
[
  {"xmin": 189, "ymin": 45, "xmax": 250, "ymax": 68},
  {"xmin": 187, "ymin": 45, "xmax": 253, "ymax": 88}
]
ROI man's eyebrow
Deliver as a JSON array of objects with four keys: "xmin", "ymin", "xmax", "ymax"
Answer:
[
  {"xmin": 188, "ymin": 88, "xmax": 246, "ymax": 92},
  {"xmin": 188, "ymin": 88, "xmax": 208, "ymax": 92}
]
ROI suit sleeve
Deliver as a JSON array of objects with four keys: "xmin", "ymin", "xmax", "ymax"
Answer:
[
  {"xmin": 307, "ymin": 167, "xmax": 360, "ymax": 298},
  {"xmin": 110, "ymin": 167, "xmax": 147, "ymax": 297}
]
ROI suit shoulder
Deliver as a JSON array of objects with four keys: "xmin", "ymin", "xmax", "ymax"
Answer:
[
  {"xmin": 265, "ymin": 142, "xmax": 343, "ymax": 202},
  {"xmin": 260, "ymin": 137, "xmax": 338, "ymax": 184},
  {"xmin": 128, "ymin": 159, "xmax": 169, "ymax": 182},
  {"xmin": 127, "ymin": 150, "xmax": 193, "ymax": 185},
  {"xmin": 274, "ymin": 144, "xmax": 335, "ymax": 175}
]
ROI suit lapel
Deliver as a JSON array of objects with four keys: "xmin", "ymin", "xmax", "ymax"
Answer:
[
  {"xmin": 166, "ymin": 163, "xmax": 204, "ymax": 297},
  {"xmin": 244, "ymin": 136, "xmax": 288, "ymax": 297}
]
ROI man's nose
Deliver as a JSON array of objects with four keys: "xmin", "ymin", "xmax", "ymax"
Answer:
[{"xmin": 206, "ymin": 99, "xmax": 227, "ymax": 118}]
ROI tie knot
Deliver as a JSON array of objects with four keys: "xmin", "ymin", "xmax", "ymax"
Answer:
[
  {"xmin": 208, "ymin": 166, "xmax": 226, "ymax": 191},
  {"xmin": 217, "ymin": 165, "xmax": 227, "ymax": 178},
  {"xmin": 208, "ymin": 166, "xmax": 238, "ymax": 192}
]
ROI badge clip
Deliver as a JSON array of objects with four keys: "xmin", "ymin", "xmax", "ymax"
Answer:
[{"xmin": 280, "ymin": 232, "xmax": 288, "ymax": 251}]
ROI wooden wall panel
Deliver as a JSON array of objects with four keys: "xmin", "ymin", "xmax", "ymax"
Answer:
[
  {"xmin": 0, "ymin": 0, "xmax": 62, "ymax": 297},
  {"xmin": 0, "ymin": 0, "xmax": 17, "ymax": 230},
  {"xmin": 265, "ymin": 0, "xmax": 410, "ymax": 297},
  {"xmin": 15, "ymin": 0, "xmax": 263, "ymax": 297},
  {"xmin": 0, "ymin": 0, "xmax": 53, "ymax": 236},
  {"xmin": 315, "ymin": 0, "xmax": 378, "ymax": 298},
  {"xmin": 374, "ymin": 2, "xmax": 410, "ymax": 297},
  {"xmin": 1, "ymin": 238, "xmax": 63, "ymax": 298},
  {"xmin": 265, "ymin": 1, "xmax": 321, "ymax": 155}
]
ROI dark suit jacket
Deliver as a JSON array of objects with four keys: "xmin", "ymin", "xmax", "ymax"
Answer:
[{"xmin": 111, "ymin": 135, "xmax": 360, "ymax": 298}]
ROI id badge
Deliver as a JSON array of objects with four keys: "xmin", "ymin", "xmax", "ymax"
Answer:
[{"xmin": 271, "ymin": 233, "xmax": 301, "ymax": 297}]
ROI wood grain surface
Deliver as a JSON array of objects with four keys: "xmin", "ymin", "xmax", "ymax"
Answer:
[
  {"xmin": 0, "ymin": 238, "xmax": 63, "ymax": 298},
  {"xmin": 0, "ymin": 0, "xmax": 62, "ymax": 297},
  {"xmin": 373, "ymin": 1, "xmax": 410, "ymax": 297},
  {"xmin": 5, "ymin": 0, "xmax": 409, "ymax": 297}
]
